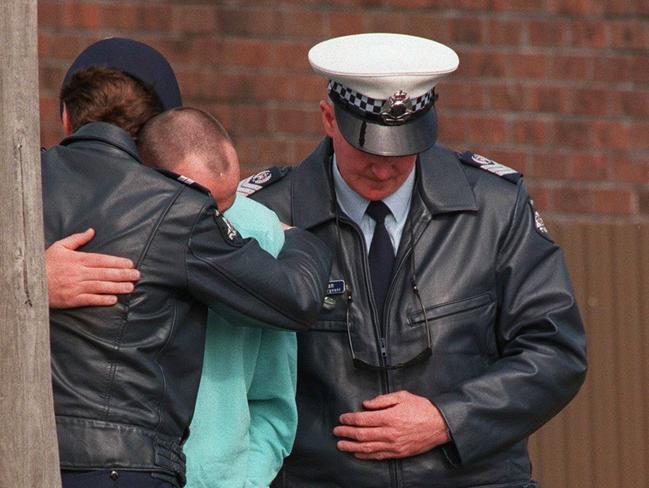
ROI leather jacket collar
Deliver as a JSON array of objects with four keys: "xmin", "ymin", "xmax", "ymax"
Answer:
[
  {"xmin": 61, "ymin": 122, "xmax": 142, "ymax": 163},
  {"xmin": 291, "ymin": 137, "xmax": 478, "ymax": 230}
]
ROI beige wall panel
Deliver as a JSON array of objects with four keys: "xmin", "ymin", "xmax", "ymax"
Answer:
[
  {"xmin": 529, "ymin": 222, "xmax": 649, "ymax": 488},
  {"xmin": 557, "ymin": 223, "xmax": 594, "ymax": 488},
  {"xmin": 640, "ymin": 226, "xmax": 649, "ymax": 479},
  {"xmin": 612, "ymin": 225, "xmax": 646, "ymax": 487}
]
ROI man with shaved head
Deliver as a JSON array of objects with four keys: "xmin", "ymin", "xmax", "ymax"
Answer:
[
  {"xmin": 138, "ymin": 107, "xmax": 240, "ymax": 211},
  {"xmin": 136, "ymin": 107, "xmax": 299, "ymax": 488}
]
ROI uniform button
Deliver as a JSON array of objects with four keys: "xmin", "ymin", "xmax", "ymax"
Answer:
[{"xmin": 110, "ymin": 470, "xmax": 119, "ymax": 481}]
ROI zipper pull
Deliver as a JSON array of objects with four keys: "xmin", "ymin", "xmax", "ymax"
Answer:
[{"xmin": 380, "ymin": 337, "xmax": 387, "ymax": 358}]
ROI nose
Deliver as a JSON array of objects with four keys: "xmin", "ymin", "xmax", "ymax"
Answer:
[{"xmin": 369, "ymin": 162, "xmax": 394, "ymax": 180}]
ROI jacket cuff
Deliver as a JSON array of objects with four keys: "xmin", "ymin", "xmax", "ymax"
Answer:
[{"xmin": 431, "ymin": 392, "xmax": 473, "ymax": 465}]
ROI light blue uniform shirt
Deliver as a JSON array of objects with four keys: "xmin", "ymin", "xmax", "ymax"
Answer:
[{"xmin": 332, "ymin": 155, "xmax": 415, "ymax": 253}]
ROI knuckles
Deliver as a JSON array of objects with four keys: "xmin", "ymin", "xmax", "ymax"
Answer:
[{"xmin": 360, "ymin": 443, "xmax": 374, "ymax": 454}]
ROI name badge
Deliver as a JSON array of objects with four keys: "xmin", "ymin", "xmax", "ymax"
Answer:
[{"xmin": 326, "ymin": 280, "xmax": 345, "ymax": 295}]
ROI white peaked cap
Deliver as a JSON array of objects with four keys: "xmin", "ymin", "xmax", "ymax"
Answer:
[
  {"xmin": 307, "ymin": 33, "xmax": 459, "ymax": 156},
  {"xmin": 308, "ymin": 33, "xmax": 459, "ymax": 100}
]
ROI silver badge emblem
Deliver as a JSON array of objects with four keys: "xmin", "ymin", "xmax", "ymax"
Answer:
[
  {"xmin": 534, "ymin": 211, "xmax": 548, "ymax": 234},
  {"xmin": 215, "ymin": 209, "xmax": 241, "ymax": 242},
  {"xmin": 530, "ymin": 200, "xmax": 548, "ymax": 235},
  {"xmin": 380, "ymin": 90, "xmax": 413, "ymax": 125},
  {"xmin": 222, "ymin": 217, "xmax": 239, "ymax": 241},
  {"xmin": 251, "ymin": 170, "xmax": 272, "ymax": 185}
]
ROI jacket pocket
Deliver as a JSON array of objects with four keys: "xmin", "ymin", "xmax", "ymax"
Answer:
[
  {"xmin": 406, "ymin": 291, "xmax": 497, "ymax": 360},
  {"xmin": 407, "ymin": 292, "xmax": 494, "ymax": 327}
]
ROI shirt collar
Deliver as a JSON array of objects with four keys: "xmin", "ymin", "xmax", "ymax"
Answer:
[
  {"xmin": 383, "ymin": 165, "xmax": 415, "ymax": 222},
  {"xmin": 332, "ymin": 155, "xmax": 416, "ymax": 223},
  {"xmin": 332, "ymin": 155, "xmax": 368, "ymax": 223},
  {"xmin": 290, "ymin": 137, "xmax": 478, "ymax": 230}
]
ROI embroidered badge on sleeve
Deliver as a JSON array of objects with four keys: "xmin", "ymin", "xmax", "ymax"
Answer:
[
  {"xmin": 529, "ymin": 199, "xmax": 553, "ymax": 241},
  {"xmin": 214, "ymin": 209, "xmax": 245, "ymax": 247}
]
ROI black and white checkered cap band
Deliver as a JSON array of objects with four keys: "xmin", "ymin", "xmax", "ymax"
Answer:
[{"xmin": 328, "ymin": 80, "xmax": 434, "ymax": 116}]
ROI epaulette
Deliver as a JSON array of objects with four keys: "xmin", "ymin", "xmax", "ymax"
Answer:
[
  {"xmin": 237, "ymin": 166, "xmax": 292, "ymax": 196},
  {"xmin": 458, "ymin": 151, "xmax": 522, "ymax": 184},
  {"xmin": 155, "ymin": 168, "xmax": 211, "ymax": 195}
]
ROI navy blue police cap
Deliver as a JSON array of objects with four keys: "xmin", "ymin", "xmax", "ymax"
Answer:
[{"xmin": 61, "ymin": 37, "xmax": 182, "ymax": 112}]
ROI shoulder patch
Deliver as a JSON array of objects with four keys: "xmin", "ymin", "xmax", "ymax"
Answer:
[
  {"xmin": 214, "ymin": 209, "xmax": 245, "ymax": 247},
  {"xmin": 458, "ymin": 151, "xmax": 521, "ymax": 184},
  {"xmin": 529, "ymin": 199, "xmax": 553, "ymax": 242},
  {"xmin": 155, "ymin": 168, "xmax": 211, "ymax": 195},
  {"xmin": 237, "ymin": 166, "xmax": 292, "ymax": 196}
]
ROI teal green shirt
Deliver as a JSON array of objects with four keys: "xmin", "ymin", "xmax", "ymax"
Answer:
[{"xmin": 185, "ymin": 195, "xmax": 297, "ymax": 488}]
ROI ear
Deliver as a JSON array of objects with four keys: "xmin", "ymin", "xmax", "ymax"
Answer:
[
  {"xmin": 62, "ymin": 104, "xmax": 74, "ymax": 136},
  {"xmin": 319, "ymin": 100, "xmax": 337, "ymax": 138}
]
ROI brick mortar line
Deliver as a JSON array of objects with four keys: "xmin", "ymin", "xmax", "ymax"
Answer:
[
  {"xmin": 38, "ymin": 5, "xmax": 649, "ymax": 25},
  {"xmin": 542, "ymin": 214, "xmax": 649, "ymax": 222},
  {"xmin": 178, "ymin": 2, "xmax": 649, "ymax": 22},
  {"xmin": 36, "ymin": 28, "xmax": 649, "ymax": 57},
  {"xmin": 527, "ymin": 179, "xmax": 648, "ymax": 190},
  {"xmin": 441, "ymin": 108, "xmax": 649, "ymax": 123},
  {"xmin": 435, "ymin": 144, "xmax": 649, "ymax": 158},
  {"xmin": 36, "ymin": 28, "xmax": 649, "ymax": 55}
]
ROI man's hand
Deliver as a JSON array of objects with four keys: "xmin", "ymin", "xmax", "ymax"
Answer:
[
  {"xmin": 46, "ymin": 228, "xmax": 140, "ymax": 308},
  {"xmin": 333, "ymin": 390, "xmax": 450, "ymax": 460}
]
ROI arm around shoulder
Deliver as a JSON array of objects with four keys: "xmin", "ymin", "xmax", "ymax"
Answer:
[{"xmin": 186, "ymin": 204, "xmax": 332, "ymax": 331}]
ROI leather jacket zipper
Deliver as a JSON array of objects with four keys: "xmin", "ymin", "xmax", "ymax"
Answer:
[
  {"xmin": 381, "ymin": 210, "xmax": 430, "ymax": 488},
  {"xmin": 338, "ymin": 216, "xmax": 398, "ymax": 487},
  {"xmin": 380, "ymin": 337, "xmax": 387, "ymax": 360}
]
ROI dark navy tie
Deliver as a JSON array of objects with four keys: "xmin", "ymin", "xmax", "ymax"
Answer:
[{"xmin": 366, "ymin": 200, "xmax": 395, "ymax": 320}]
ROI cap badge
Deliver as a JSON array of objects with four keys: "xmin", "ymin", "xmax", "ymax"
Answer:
[{"xmin": 380, "ymin": 90, "xmax": 413, "ymax": 125}]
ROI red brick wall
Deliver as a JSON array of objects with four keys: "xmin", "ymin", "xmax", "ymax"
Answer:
[{"xmin": 38, "ymin": 1, "xmax": 649, "ymax": 221}]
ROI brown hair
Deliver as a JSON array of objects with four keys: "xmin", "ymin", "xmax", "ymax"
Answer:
[{"xmin": 60, "ymin": 66, "xmax": 163, "ymax": 138}]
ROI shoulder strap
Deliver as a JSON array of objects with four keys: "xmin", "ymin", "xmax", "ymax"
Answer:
[
  {"xmin": 155, "ymin": 168, "xmax": 211, "ymax": 195},
  {"xmin": 237, "ymin": 166, "xmax": 292, "ymax": 196},
  {"xmin": 458, "ymin": 151, "xmax": 522, "ymax": 184}
]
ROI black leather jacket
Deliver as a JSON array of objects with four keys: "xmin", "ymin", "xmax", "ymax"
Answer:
[
  {"xmin": 41, "ymin": 123, "xmax": 332, "ymax": 486},
  {"xmin": 248, "ymin": 138, "xmax": 587, "ymax": 488}
]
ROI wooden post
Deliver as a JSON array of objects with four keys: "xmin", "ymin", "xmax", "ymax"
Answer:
[{"xmin": 0, "ymin": 1, "xmax": 62, "ymax": 487}]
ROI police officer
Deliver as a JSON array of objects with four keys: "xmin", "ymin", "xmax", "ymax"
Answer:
[{"xmin": 240, "ymin": 33, "xmax": 587, "ymax": 487}]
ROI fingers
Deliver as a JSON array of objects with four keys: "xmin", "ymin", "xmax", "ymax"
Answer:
[
  {"xmin": 70, "ymin": 294, "xmax": 119, "ymax": 307},
  {"xmin": 336, "ymin": 440, "xmax": 392, "ymax": 455},
  {"xmin": 354, "ymin": 451, "xmax": 396, "ymax": 460},
  {"xmin": 58, "ymin": 228, "xmax": 95, "ymax": 250},
  {"xmin": 362, "ymin": 391, "xmax": 405, "ymax": 410},
  {"xmin": 333, "ymin": 425, "xmax": 392, "ymax": 442},
  {"xmin": 79, "ymin": 252, "xmax": 136, "ymax": 270},
  {"xmin": 339, "ymin": 410, "xmax": 386, "ymax": 427},
  {"xmin": 82, "ymin": 280, "xmax": 135, "ymax": 295},
  {"xmin": 84, "ymin": 267, "xmax": 140, "ymax": 283}
]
